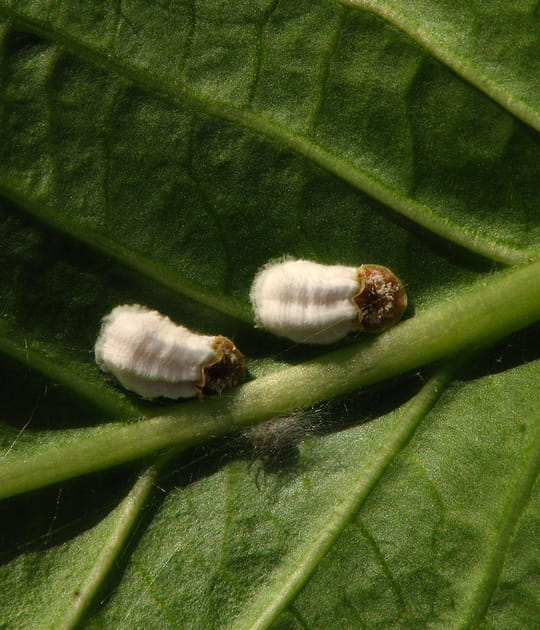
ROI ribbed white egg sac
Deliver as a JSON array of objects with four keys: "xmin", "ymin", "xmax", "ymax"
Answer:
[
  {"xmin": 95, "ymin": 304, "xmax": 218, "ymax": 399},
  {"xmin": 250, "ymin": 259, "xmax": 361, "ymax": 344}
]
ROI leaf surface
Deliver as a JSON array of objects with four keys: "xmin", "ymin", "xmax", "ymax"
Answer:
[{"xmin": 0, "ymin": 1, "xmax": 539, "ymax": 629}]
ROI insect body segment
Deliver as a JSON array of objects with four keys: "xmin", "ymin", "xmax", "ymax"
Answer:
[
  {"xmin": 95, "ymin": 305, "xmax": 245, "ymax": 399},
  {"xmin": 250, "ymin": 259, "xmax": 407, "ymax": 344},
  {"xmin": 355, "ymin": 264, "xmax": 408, "ymax": 332},
  {"xmin": 250, "ymin": 260, "xmax": 360, "ymax": 343},
  {"xmin": 203, "ymin": 336, "xmax": 246, "ymax": 395}
]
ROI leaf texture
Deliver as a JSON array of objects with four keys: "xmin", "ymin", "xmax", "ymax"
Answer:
[{"xmin": 0, "ymin": 1, "xmax": 539, "ymax": 629}]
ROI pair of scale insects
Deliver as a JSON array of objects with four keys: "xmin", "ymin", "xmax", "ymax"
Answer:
[{"xmin": 95, "ymin": 259, "xmax": 407, "ymax": 400}]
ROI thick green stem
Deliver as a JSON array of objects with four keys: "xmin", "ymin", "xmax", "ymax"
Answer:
[{"xmin": 1, "ymin": 260, "xmax": 539, "ymax": 500}]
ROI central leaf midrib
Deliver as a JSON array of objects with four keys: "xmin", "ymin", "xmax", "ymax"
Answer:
[
  {"xmin": 2, "ymin": 259, "xmax": 539, "ymax": 502},
  {"xmin": 0, "ymin": 8, "xmax": 531, "ymax": 266}
]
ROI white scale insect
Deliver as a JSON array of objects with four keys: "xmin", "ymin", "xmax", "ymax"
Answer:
[
  {"xmin": 95, "ymin": 304, "xmax": 245, "ymax": 399},
  {"xmin": 250, "ymin": 259, "xmax": 407, "ymax": 344},
  {"xmin": 95, "ymin": 260, "xmax": 406, "ymax": 397}
]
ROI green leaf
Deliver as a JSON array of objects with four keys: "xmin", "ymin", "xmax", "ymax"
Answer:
[{"xmin": 0, "ymin": 1, "xmax": 539, "ymax": 629}]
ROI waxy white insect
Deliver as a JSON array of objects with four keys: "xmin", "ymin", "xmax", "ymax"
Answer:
[
  {"xmin": 95, "ymin": 304, "xmax": 245, "ymax": 399},
  {"xmin": 250, "ymin": 259, "xmax": 407, "ymax": 344}
]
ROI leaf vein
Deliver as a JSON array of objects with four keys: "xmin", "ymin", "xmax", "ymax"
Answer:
[
  {"xmin": 246, "ymin": 0, "xmax": 280, "ymax": 108},
  {"xmin": 0, "ymin": 184, "xmax": 252, "ymax": 321},
  {"xmin": 229, "ymin": 361, "xmax": 463, "ymax": 630},
  {"xmin": 0, "ymin": 7, "xmax": 530, "ymax": 265},
  {"xmin": 308, "ymin": 5, "xmax": 347, "ymax": 133},
  {"xmin": 336, "ymin": 0, "xmax": 540, "ymax": 133},
  {"xmin": 354, "ymin": 518, "xmax": 409, "ymax": 617},
  {"xmin": 460, "ymin": 415, "xmax": 540, "ymax": 628}
]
